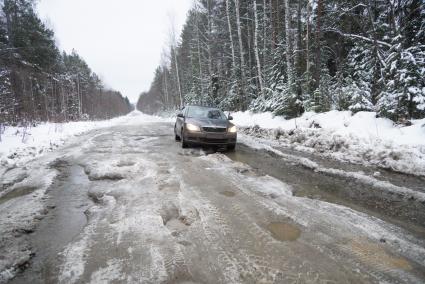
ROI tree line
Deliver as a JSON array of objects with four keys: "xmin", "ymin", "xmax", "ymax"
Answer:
[
  {"xmin": 0, "ymin": 0, "xmax": 132, "ymax": 126},
  {"xmin": 138, "ymin": 0, "xmax": 424, "ymax": 122}
]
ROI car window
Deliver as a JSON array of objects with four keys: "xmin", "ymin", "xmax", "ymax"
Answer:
[
  {"xmin": 187, "ymin": 107, "xmax": 226, "ymax": 119},
  {"xmin": 207, "ymin": 109, "xmax": 225, "ymax": 119}
]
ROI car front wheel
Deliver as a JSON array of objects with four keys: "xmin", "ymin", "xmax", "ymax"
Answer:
[
  {"xmin": 181, "ymin": 129, "xmax": 188, "ymax": 148},
  {"xmin": 174, "ymin": 126, "xmax": 181, "ymax": 141}
]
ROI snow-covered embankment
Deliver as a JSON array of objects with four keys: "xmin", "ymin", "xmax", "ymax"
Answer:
[{"xmin": 232, "ymin": 110, "xmax": 425, "ymax": 176}]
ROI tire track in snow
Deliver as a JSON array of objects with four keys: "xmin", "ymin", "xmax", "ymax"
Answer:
[{"xmin": 201, "ymin": 153, "xmax": 425, "ymax": 283}]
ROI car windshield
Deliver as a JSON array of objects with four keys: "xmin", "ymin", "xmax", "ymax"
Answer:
[{"xmin": 186, "ymin": 107, "xmax": 227, "ymax": 120}]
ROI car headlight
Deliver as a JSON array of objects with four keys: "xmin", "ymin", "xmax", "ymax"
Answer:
[
  {"xmin": 186, "ymin": 123, "xmax": 201, "ymax": 132},
  {"xmin": 228, "ymin": 125, "xmax": 237, "ymax": 133}
]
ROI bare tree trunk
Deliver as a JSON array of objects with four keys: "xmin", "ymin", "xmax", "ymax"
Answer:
[
  {"xmin": 29, "ymin": 77, "xmax": 35, "ymax": 120},
  {"xmin": 367, "ymin": 0, "xmax": 383, "ymax": 105},
  {"xmin": 276, "ymin": 0, "xmax": 281, "ymax": 43},
  {"xmin": 163, "ymin": 66, "xmax": 169, "ymax": 107},
  {"xmin": 253, "ymin": 0, "xmax": 264, "ymax": 94},
  {"xmin": 313, "ymin": 0, "xmax": 323, "ymax": 91},
  {"xmin": 234, "ymin": 0, "xmax": 247, "ymax": 105},
  {"xmin": 295, "ymin": 0, "xmax": 303, "ymax": 99},
  {"xmin": 226, "ymin": 0, "xmax": 237, "ymax": 76},
  {"xmin": 284, "ymin": 0, "xmax": 294, "ymax": 92},
  {"xmin": 263, "ymin": 0, "xmax": 267, "ymax": 64},
  {"xmin": 306, "ymin": 0, "xmax": 311, "ymax": 89},
  {"xmin": 173, "ymin": 48, "xmax": 183, "ymax": 107},
  {"xmin": 206, "ymin": 0, "xmax": 213, "ymax": 79},
  {"xmin": 247, "ymin": 21, "xmax": 253, "ymax": 80},
  {"xmin": 270, "ymin": 0, "xmax": 276, "ymax": 49},
  {"xmin": 169, "ymin": 17, "xmax": 183, "ymax": 107},
  {"xmin": 77, "ymin": 74, "xmax": 82, "ymax": 118},
  {"xmin": 195, "ymin": 7, "xmax": 204, "ymax": 101}
]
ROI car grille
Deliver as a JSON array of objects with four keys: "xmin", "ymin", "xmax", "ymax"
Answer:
[
  {"xmin": 202, "ymin": 127, "xmax": 227, "ymax": 133},
  {"xmin": 200, "ymin": 138, "xmax": 228, "ymax": 144}
]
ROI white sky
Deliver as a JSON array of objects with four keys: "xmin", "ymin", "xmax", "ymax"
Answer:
[{"xmin": 36, "ymin": 0, "xmax": 193, "ymax": 103}]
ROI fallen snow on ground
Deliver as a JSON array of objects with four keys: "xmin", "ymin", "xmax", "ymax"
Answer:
[
  {"xmin": 232, "ymin": 110, "xmax": 425, "ymax": 176},
  {"xmin": 0, "ymin": 111, "xmax": 171, "ymax": 168}
]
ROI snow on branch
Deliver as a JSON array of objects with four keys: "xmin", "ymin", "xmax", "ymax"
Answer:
[{"xmin": 325, "ymin": 29, "xmax": 392, "ymax": 48}]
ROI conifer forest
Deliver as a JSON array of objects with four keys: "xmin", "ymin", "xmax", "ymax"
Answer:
[
  {"xmin": 138, "ymin": 0, "xmax": 424, "ymax": 123},
  {"xmin": 0, "ymin": 0, "xmax": 132, "ymax": 126}
]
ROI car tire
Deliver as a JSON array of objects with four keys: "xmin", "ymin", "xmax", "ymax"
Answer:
[
  {"xmin": 227, "ymin": 144, "xmax": 236, "ymax": 151},
  {"xmin": 181, "ymin": 130, "xmax": 188, "ymax": 148}
]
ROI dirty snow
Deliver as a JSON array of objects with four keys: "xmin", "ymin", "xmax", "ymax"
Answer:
[{"xmin": 232, "ymin": 110, "xmax": 425, "ymax": 176}]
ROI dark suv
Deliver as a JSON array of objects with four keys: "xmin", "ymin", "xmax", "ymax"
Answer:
[{"xmin": 174, "ymin": 106, "xmax": 237, "ymax": 150}]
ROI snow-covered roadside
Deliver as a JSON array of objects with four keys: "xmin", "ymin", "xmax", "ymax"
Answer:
[{"xmin": 231, "ymin": 111, "xmax": 425, "ymax": 177}]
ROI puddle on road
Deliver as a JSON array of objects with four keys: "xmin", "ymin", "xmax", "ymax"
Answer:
[
  {"xmin": 347, "ymin": 238, "xmax": 412, "ymax": 271},
  {"xmin": 220, "ymin": 191, "xmax": 236, "ymax": 197},
  {"xmin": 267, "ymin": 222, "xmax": 301, "ymax": 241},
  {"xmin": 10, "ymin": 162, "xmax": 93, "ymax": 283}
]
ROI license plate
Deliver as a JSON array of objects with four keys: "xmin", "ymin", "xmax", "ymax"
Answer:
[{"xmin": 206, "ymin": 134, "xmax": 223, "ymax": 139}]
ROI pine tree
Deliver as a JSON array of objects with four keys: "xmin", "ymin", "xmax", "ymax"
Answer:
[
  {"xmin": 346, "ymin": 43, "xmax": 375, "ymax": 112},
  {"xmin": 379, "ymin": 37, "xmax": 425, "ymax": 120}
]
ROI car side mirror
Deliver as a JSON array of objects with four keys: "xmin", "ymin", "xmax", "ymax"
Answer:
[
  {"xmin": 177, "ymin": 113, "xmax": 184, "ymax": 118},
  {"xmin": 228, "ymin": 115, "xmax": 233, "ymax": 121}
]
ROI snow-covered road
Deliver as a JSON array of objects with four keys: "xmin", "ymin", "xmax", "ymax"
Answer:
[{"xmin": 1, "ymin": 113, "xmax": 425, "ymax": 283}]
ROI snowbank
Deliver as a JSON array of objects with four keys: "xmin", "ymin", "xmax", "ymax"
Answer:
[
  {"xmin": 232, "ymin": 111, "xmax": 425, "ymax": 176},
  {"xmin": 0, "ymin": 111, "xmax": 172, "ymax": 167}
]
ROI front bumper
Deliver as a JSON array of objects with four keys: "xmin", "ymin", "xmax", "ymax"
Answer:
[{"xmin": 184, "ymin": 131, "xmax": 237, "ymax": 145}]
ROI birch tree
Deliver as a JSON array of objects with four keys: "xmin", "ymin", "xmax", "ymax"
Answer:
[
  {"xmin": 284, "ymin": 0, "xmax": 294, "ymax": 92},
  {"xmin": 234, "ymin": 0, "xmax": 247, "ymax": 105},
  {"xmin": 253, "ymin": 0, "xmax": 264, "ymax": 94},
  {"xmin": 226, "ymin": 0, "xmax": 237, "ymax": 76}
]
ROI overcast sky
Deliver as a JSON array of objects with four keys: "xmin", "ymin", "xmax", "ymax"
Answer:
[{"xmin": 36, "ymin": 0, "xmax": 193, "ymax": 103}]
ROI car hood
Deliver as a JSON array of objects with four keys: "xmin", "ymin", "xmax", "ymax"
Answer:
[{"xmin": 186, "ymin": 118, "xmax": 232, "ymax": 128}]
